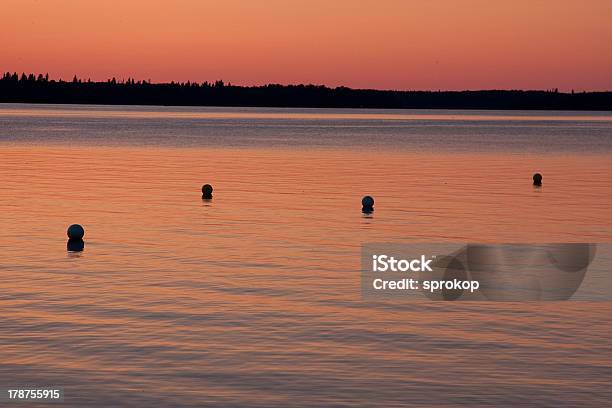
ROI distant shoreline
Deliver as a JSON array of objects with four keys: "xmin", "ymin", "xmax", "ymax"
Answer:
[{"xmin": 2, "ymin": 73, "xmax": 611, "ymax": 111}]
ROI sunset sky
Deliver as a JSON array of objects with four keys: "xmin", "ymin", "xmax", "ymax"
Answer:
[{"xmin": 2, "ymin": 0, "xmax": 612, "ymax": 91}]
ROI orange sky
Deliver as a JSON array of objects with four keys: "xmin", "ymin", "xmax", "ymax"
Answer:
[{"xmin": 2, "ymin": 0, "xmax": 611, "ymax": 91}]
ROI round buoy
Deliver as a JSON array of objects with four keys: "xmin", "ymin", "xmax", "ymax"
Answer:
[
  {"xmin": 362, "ymin": 195, "xmax": 374, "ymax": 213},
  {"xmin": 202, "ymin": 184, "xmax": 213, "ymax": 199},
  {"xmin": 67, "ymin": 224, "xmax": 85, "ymax": 240},
  {"xmin": 533, "ymin": 173, "xmax": 542, "ymax": 186}
]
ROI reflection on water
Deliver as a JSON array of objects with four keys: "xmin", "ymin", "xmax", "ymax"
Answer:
[
  {"xmin": 0, "ymin": 106, "xmax": 611, "ymax": 407},
  {"xmin": 2, "ymin": 104, "xmax": 612, "ymax": 152},
  {"xmin": 2, "ymin": 103, "xmax": 612, "ymax": 121},
  {"xmin": 67, "ymin": 239, "xmax": 85, "ymax": 252}
]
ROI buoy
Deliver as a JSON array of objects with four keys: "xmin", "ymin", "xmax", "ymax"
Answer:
[
  {"xmin": 67, "ymin": 224, "xmax": 85, "ymax": 240},
  {"xmin": 533, "ymin": 173, "xmax": 542, "ymax": 186},
  {"xmin": 362, "ymin": 196, "xmax": 374, "ymax": 213},
  {"xmin": 202, "ymin": 184, "xmax": 213, "ymax": 199}
]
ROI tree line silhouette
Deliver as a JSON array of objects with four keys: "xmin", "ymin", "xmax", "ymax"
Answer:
[{"xmin": 1, "ymin": 72, "xmax": 611, "ymax": 110}]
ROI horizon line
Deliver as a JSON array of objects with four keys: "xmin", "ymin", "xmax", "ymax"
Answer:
[{"xmin": 3, "ymin": 72, "xmax": 611, "ymax": 94}]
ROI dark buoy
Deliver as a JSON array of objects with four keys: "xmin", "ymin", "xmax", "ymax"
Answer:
[
  {"xmin": 67, "ymin": 224, "xmax": 85, "ymax": 240},
  {"xmin": 362, "ymin": 195, "xmax": 374, "ymax": 213},
  {"xmin": 67, "ymin": 224, "xmax": 85, "ymax": 252},
  {"xmin": 533, "ymin": 173, "xmax": 542, "ymax": 186},
  {"xmin": 202, "ymin": 184, "xmax": 213, "ymax": 199}
]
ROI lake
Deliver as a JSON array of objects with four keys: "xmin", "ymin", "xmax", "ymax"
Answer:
[{"xmin": 1, "ymin": 104, "xmax": 611, "ymax": 407}]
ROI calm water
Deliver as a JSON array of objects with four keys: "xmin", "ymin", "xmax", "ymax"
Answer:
[{"xmin": 1, "ymin": 104, "xmax": 611, "ymax": 407}]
